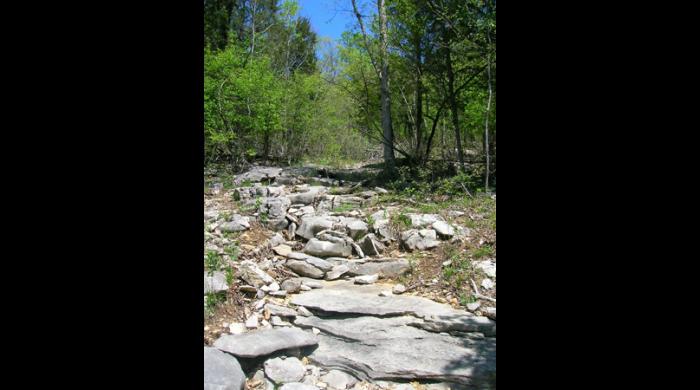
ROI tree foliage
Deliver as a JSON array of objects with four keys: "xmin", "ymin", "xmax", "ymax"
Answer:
[{"xmin": 204, "ymin": 0, "xmax": 495, "ymax": 187}]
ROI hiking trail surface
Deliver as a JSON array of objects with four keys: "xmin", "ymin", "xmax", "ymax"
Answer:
[{"xmin": 204, "ymin": 164, "xmax": 496, "ymax": 390}]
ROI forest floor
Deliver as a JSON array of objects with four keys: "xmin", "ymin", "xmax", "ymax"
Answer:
[{"xmin": 204, "ymin": 161, "xmax": 496, "ymax": 390}]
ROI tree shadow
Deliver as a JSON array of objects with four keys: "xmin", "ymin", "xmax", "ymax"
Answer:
[{"xmin": 440, "ymin": 334, "xmax": 496, "ymax": 390}]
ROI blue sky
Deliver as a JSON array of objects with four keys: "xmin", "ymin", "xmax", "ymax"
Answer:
[{"xmin": 297, "ymin": 0, "xmax": 361, "ymax": 44}]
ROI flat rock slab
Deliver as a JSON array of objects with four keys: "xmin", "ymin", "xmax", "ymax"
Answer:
[
  {"xmin": 266, "ymin": 303, "xmax": 298, "ymax": 317},
  {"xmin": 306, "ymin": 330, "xmax": 495, "ymax": 387},
  {"xmin": 348, "ymin": 259, "xmax": 410, "ymax": 278},
  {"xmin": 273, "ymin": 244, "xmax": 293, "ymax": 257},
  {"xmin": 213, "ymin": 327, "xmax": 318, "ymax": 359},
  {"xmin": 292, "ymin": 281, "xmax": 496, "ymax": 388},
  {"xmin": 299, "ymin": 255, "xmax": 334, "ymax": 272},
  {"xmin": 325, "ymin": 264, "xmax": 350, "ymax": 280},
  {"xmin": 204, "ymin": 347, "xmax": 246, "ymax": 390},
  {"xmin": 291, "ymin": 280, "xmax": 445, "ymax": 317},
  {"xmin": 327, "ymin": 258, "xmax": 410, "ymax": 279},
  {"xmin": 286, "ymin": 260, "xmax": 325, "ymax": 279},
  {"xmin": 290, "ymin": 281, "xmax": 495, "ymax": 335}
]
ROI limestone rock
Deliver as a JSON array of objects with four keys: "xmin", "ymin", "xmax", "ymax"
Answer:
[
  {"xmin": 264, "ymin": 357, "xmax": 306, "ymax": 384},
  {"xmin": 220, "ymin": 215, "xmax": 251, "ymax": 232},
  {"xmin": 358, "ymin": 233, "xmax": 386, "ymax": 256},
  {"xmin": 354, "ymin": 274, "xmax": 378, "ymax": 284},
  {"xmin": 344, "ymin": 220, "xmax": 369, "ymax": 240},
  {"xmin": 239, "ymin": 260, "xmax": 275, "ymax": 288},
  {"xmin": 304, "ymin": 238, "xmax": 352, "ymax": 258},
  {"xmin": 204, "ymin": 347, "xmax": 245, "ymax": 390},
  {"xmin": 204, "ymin": 272, "xmax": 229, "ymax": 294},
  {"xmin": 286, "ymin": 260, "xmax": 325, "ymax": 279},
  {"xmin": 325, "ymin": 264, "xmax": 350, "ymax": 280},
  {"xmin": 319, "ymin": 370, "xmax": 358, "ymax": 390},
  {"xmin": 273, "ymin": 244, "xmax": 293, "ymax": 257},
  {"xmin": 266, "ymin": 303, "xmax": 298, "ymax": 317},
  {"xmin": 281, "ymin": 278, "xmax": 303, "ymax": 293},
  {"xmin": 297, "ymin": 216, "xmax": 336, "ymax": 240},
  {"xmin": 400, "ymin": 229, "xmax": 440, "ymax": 251},
  {"xmin": 431, "ymin": 221, "xmax": 455, "ymax": 238},
  {"xmin": 213, "ymin": 327, "xmax": 318, "ymax": 358}
]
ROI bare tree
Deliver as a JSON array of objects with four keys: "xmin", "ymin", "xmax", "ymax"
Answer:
[
  {"xmin": 378, "ymin": 0, "xmax": 396, "ymax": 172},
  {"xmin": 484, "ymin": 31, "xmax": 493, "ymax": 189},
  {"xmin": 351, "ymin": 0, "xmax": 395, "ymax": 173}
]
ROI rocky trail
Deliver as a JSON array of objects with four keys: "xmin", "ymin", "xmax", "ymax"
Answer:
[{"xmin": 204, "ymin": 165, "xmax": 496, "ymax": 390}]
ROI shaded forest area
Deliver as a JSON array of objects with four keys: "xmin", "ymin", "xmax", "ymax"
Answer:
[{"xmin": 204, "ymin": 0, "xmax": 496, "ymax": 191}]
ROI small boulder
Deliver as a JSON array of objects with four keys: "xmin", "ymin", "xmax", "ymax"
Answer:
[
  {"xmin": 264, "ymin": 357, "xmax": 306, "ymax": 384},
  {"xmin": 266, "ymin": 303, "xmax": 298, "ymax": 317},
  {"xmin": 354, "ymin": 274, "xmax": 378, "ymax": 284},
  {"xmin": 204, "ymin": 272, "xmax": 229, "ymax": 294},
  {"xmin": 219, "ymin": 214, "xmax": 251, "ymax": 232},
  {"xmin": 245, "ymin": 314, "xmax": 259, "ymax": 329},
  {"xmin": 273, "ymin": 244, "xmax": 293, "ymax": 257},
  {"xmin": 344, "ymin": 220, "xmax": 368, "ymax": 240},
  {"xmin": 358, "ymin": 233, "xmax": 386, "ymax": 256},
  {"xmin": 400, "ymin": 229, "xmax": 440, "ymax": 251},
  {"xmin": 319, "ymin": 370, "xmax": 357, "ymax": 390},
  {"xmin": 296, "ymin": 216, "xmax": 335, "ymax": 240},
  {"xmin": 325, "ymin": 264, "xmax": 350, "ymax": 280},
  {"xmin": 431, "ymin": 221, "xmax": 455, "ymax": 238},
  {"xmin": 407, "ymin": 213, "xmax": 444, "ymax": 228},
  {"xmin": 204, "ymin": 347, "xmax": 246, "ymax": 390},
  {"xmin": 286, "ymin": 260, "xmax": 325, "ymax": 279},
  {"xmin": 239, "ymin": 261, "xmax": 276, "ymax": 288},
  {"xmin": 303, "ymin": 238, "xmax": 352, "ymax": 258},
  {"xmin": 281, "ymin": 278, "xmax": 303, "ymax": 293},
  {"xmin": 467, "ymin": 302, "xmax": 481, "ymax": 312}
]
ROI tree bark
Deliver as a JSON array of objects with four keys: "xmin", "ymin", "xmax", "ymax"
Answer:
[
  {"xmin": 378, "ymin": 0, "xmax": 396, "ymax": 172},
  {"xmin": 445, "ymin": 38, "xmax": 465, "ymax": 172},
  {"xmin": 263, "ymin": 132, "xmax": 270, "ymax": 159},
  {"xmin": 414, "ymin": 34, "xmax": 424, "ymax": 163},
  {"xmin": 484, "ymin": 32, "xmax": 493, "ymax": 189},
  {"xmin": 250, "ymin": 0, "xmax": 258, "ymax": 56}
]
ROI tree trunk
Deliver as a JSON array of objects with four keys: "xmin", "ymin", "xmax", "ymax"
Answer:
[
  {"xmin": 378, "ymin": 0, "xmax": 396, "ymax": 173},
  {"xmin": 414, "ymin": 37, "xmax": 424, "ymax": 163},
  {"xmin": 445, "ymin": 41, "xmax": 465, "ymax": 172},
  {"xmin": 263, "ymin": 132, "xmax": 270, "ymax": 159},
  {"xmin": 250, "ymin": 0, "xmax": 257, "ymax": 56},
  {"xmin": 484, "ymin": 33, "xmax": 493, "ymax": 189}
]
